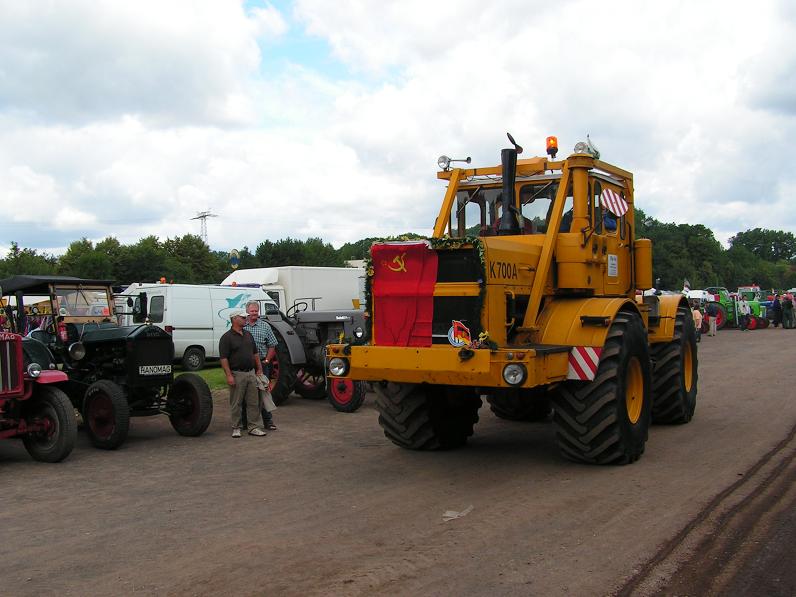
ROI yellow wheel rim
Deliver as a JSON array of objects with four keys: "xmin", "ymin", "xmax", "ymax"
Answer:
[
  {"xmin": 626, "ymin": 357, "xmax": 644, "ymax": 424},
  {"xmin": 683, "ymin": 340, "xmax": 693, "ymax": 393}
]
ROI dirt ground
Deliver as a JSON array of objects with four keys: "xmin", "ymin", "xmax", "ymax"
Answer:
[{"xmin": 1, "ymin": 327, "xmax": 795, "ymax": 596}]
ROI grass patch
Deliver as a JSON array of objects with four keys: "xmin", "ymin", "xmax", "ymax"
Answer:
[{"xmin": 176, "ymin": 363, "xmax": 228, "ymax": 391}]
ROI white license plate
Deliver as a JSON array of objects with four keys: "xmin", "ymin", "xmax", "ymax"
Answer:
[{"xmin": 139, "ymin": 364, "xmax": 172, "ymax": 375}]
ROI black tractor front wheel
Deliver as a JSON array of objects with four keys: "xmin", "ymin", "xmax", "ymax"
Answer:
[
  {"xmin": 651, "ymin": 304, "xmax": 698, "ymax": 424},
  {"xmin": 376, "ymin": 383, "xmax": 481, "ymax": 450},
  {"xmin": 22, "ymin": 386, "xmax": 77, "ymax": 463},
  {"xmin": 269, "ymin": 336, "xmax": 297, "ymax": 405},
  {"xmin": 168, "ymin": 373, "xmax": 213, "ymax": 436},
  {"xmin": 552, "ymin": 311, "xmax": 652, "ymax": 465},
  {"xmin": 83, "ymin": 380, "xmax": 130, "ymax": 450},
  {"xmin": 327, "ymin": 379, "xmax": 367, "ymax": 413}
]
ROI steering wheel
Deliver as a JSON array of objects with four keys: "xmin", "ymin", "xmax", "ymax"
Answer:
[{"xmin": 286, "ymin": 301, "xmax": 309, "ymax": 318}]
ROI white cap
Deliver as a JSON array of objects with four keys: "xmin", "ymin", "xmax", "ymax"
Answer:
[{"xmin": 229, "ymin": 309, "xmax": 247, "ymax": 320}]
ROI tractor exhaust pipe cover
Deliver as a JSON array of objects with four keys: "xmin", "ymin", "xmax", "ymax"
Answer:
[{"xmin": 498, "ymin": 148, "xmax": 519, "ymax": 235}]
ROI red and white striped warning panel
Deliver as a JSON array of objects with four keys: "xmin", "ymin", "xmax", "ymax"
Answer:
[
  {"xmin": 567, "ymin": 346, "xmax": 602, "ymax": 380},
  {"xmin": 601, "ymin": 188, "xmax": 628, "ymax": 217}
]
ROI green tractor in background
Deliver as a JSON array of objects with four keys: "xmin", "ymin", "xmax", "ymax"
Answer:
[{"xmin": 704, "ymin": 286, "xmax": 768, "ymax": 330}]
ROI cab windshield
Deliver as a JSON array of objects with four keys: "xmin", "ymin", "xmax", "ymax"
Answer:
[
  {"xmin": 450, "ymin": 178, "xmax": 562, "ymax": 238},
  {"xmin": 53, "ymin": 286, "xmax": 112, "ymax": 318}
]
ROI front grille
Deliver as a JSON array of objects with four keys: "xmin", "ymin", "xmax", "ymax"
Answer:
[
  {"xmin": 432, "ymin": 296, "xmax": 483, "ymax": 344},
  {"xmin": 0, "ymin": 334, "xmax": 23, "ymax": 396}
]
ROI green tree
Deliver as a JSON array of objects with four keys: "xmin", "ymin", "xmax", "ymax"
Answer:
[
  {"xmin": 0, "ymin": 242, "xmax": 57, "ymax": 277},
  {"xmin": 58, "ymin": 238, "xmax": 115, "ymax": 279},
  {"xmin": 729, "ymin": 228, "xmax": 796, "ymax": 262}
]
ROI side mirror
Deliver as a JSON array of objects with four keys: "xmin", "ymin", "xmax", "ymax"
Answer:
[{"xmin": 126, "ymin": 297, "xmax": 134, "ymax": 307}]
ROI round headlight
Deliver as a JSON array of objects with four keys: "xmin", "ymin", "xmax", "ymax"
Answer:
[
  {"xmin": 27, "ymin": 363, "xmax": 42, "ymax": 378},
  {"xmin": 328, "ymin": 357, "xmax": 349, "ymax": 377},
  {"xmin": 502, "ymin": 363, "xmax": 527, "ymax": 386},
  {"xmin": 353, "ymin": 326, "xmax": 365, "ymax": 339},
  {"xmin": 437, "ymin": 155, "xmax": 451, "ymax": 170},
  {"xmin": 68, "ymin": 342, "xmax": 86, "ymax": 361}
]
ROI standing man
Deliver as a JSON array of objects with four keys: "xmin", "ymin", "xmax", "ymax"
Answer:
[
  {"xmin": 738, "ymin": 297, "xmax": 750, "ymax": 331},
  {"xmin": 691, "ymin": 302, "xmax": 703, "ymax": 343},
  {"xmin": 705, "ymin": 301, "xmax": 718, "ymax": 336},
  {"xmin": 771, "ymin": 294, "xmax": 783, "ymax": 328},
  {"xmin": 219, "ymin": 309, "xmax": 266, "ymax": 438},
  {"xmin": 244, "ymin": 300, "xmax": 279, "ymax": 430},
  {"xmin": 782, "ymin": 293, "xmax": 794, "ymax": 329}
]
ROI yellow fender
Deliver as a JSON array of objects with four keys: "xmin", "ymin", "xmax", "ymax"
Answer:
[
  {"xmin": 651, "ymin": 294, "xmax": 689, "ymax": 344},
  {"xmin": 536, "ymin": 297, "xmax": 640, "ymax": 348}
]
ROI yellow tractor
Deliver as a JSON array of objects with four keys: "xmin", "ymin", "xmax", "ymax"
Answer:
[{"xmin": 327, "ymin": 135, "xmax": 697, "ymax": 464}]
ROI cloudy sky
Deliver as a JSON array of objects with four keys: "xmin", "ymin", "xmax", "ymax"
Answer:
[{"xmin": 1, "ymin": 0, "xmax": 795, "ymax": 256}]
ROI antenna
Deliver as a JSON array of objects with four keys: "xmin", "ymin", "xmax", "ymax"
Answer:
[{"xmin": 190, "ymin": 210, "xmax": 218, "ymax": 245}]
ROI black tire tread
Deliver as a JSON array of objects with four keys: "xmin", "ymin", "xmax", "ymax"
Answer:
[
  {"xmin": 270, "ymin": 336, "xmax": 297, "ymax": 406},
  {"xmin": 22, "ymin": 385, "xmax": 77, "ymax": 463},
  {"xmin": 650, "ymin": 304, "xmax": 698, "ymax": 424},
  {"xmin": 83, "ymin": 380, "xmax": 130, "ymax": 450},
  {"xmin": 376, "ymin": 383, "xmax": 481, "ymax": 450},
  {"xmin": 487, "ymin": 388, "xmax": 552, "ymax": 421},
  {"xmin": 551, "ymin": 312, "xmax": 651, "ymax": 465},
  {"xmin": 168, "ymin": 373, "xmax": 214, "ymax": 436}
]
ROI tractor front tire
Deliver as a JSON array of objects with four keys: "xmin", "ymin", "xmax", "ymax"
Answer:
[
  {"xmin": 269, "ymin": 336, "xmax": 297, "ymax": 406},
  {"xmin": 327, "ymin": 379, "xmax": 367, "ymax": 413},
  {"xmin": 22, "ymin": 386, "xmax": 77, "ymax": 463},
  {"xmin": 83, "ymin": 380, "xmax": 130, "ymax": 450},
  {"xmin": 294, "ymin": 369, "xmax": 327, "ymax": 399},
  {"xmin": 168, "ymin": 373, "xmax": 214, "ymax": 436},
  {"xmin": 375, "ymin": 383, "xmax": 481, "ymax": 450},
  {"xmin": 487, "ymin": 388, "xmax": 552, "ymax": 421},
  {"xmin": 552, "ymin": 311, "xmax": 652, "ymax": 465},
  {"xmin": 650, "ymin": 304, "xmax": 698, "ymax": 424}
]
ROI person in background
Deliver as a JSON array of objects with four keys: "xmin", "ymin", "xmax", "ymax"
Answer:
[
  {"xmin": 705, "ymin": 301, "xmax": 718, "ymax": 336},
  {"xmin": 691, "ymin": 302, "xmax": 703, "ymax": 343},
  {"xmin": 244, "ymin": 300, "xmax": 279, "ymax": 430},
  {"xmin": 219, "ymin": 309, "xmax": 266, "ymax": 438},
  {"xmin": 771, "ymin": 294, "xmax": 783, "ymax": 328},
  {"xmin": 738, "ymin": 297, "xmax": 751, "ymax": 331},
  {"xmin": 782, "ymin": 293, "xmax": 794, "ymax": 329}
]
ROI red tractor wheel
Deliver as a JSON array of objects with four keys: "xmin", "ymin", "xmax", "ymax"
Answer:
[
  {"xmin": 761, "ymin": 317, "xmax": 770, "ymax": 329},
  {"xmin": 747, "ymin": 316, "xmax": 758, "ymax": 330},
  {"xmin": 712, "ymin": 303, "xmax": 728, "ymax": 330}
]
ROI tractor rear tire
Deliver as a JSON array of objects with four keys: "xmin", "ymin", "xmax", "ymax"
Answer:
[
  {"xmin": 650, "ymin": 304, "xmax": 698, "ymax": 424},
  {"xmin": 375, "ymin": 382, "xmax": 481, "ymax": 450},
  {"xmin": 487, "ymin": 388, "xmax": 552, "ymax": 421},
  {"xmin": 713, "ymin": 303, "xmax": 728, "ymax": 330},
  {"xmin": 551, "ymin": 311, "xmax": 652, "ymax": 465},
  {"xmin": 327, "ymin": 379, "xmax": 367, "ymax": 413},
  {"xmin": 294, "ymin": 369, "xmax": 327, "ymax": 399},
  {"xmin": 269, "ymin": 336, "xmax": 297, "ymax": 406},
  {"xmin": 22, "ymin": 386, "xmax": 77, "ymax": 463},
  {"xmin": 83, "ymin": 380, "xmax": 130, "ymax": 450},
  {"xmin": 168, "ymin": 373, "xmax": 214, "ymax": 436}
]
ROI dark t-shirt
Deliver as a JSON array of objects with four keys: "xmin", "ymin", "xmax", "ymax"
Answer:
[{"xmin": 219, "ymin": 328, "xmax": 257, "ymax": 371}]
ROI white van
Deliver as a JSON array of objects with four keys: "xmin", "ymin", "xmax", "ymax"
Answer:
[{"xmin": 117, "ymin": 283, "xmax": 278, "ymax": 370}]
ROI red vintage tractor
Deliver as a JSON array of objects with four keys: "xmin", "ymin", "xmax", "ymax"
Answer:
[{"xmin": 0, "ymin": 331, "xmax": 77, "ymax": 462}]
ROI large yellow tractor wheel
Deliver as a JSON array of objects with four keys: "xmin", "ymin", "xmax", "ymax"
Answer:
[
  {"xmin": 375, "ymin": 382, "xmax": 481, "ymax": 450},
  {"xmin": 486, "ymin": 388, "xmax": 552, "ymax": 422},
  {"xmin": 552, "ymin": 311, "xmax": 652, "ymax": 465},
  {"xmin": 650, "ymin": 304, "xmax": 698, "ymax": 423}
]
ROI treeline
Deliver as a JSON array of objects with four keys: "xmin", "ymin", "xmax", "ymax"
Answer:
[{"xmin": 1, "ymin": 214, "xmax": 795, "ymax": 291}]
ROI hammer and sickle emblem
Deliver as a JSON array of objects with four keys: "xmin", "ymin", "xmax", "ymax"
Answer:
[{"xmin": 386, "ymin": 253, "xmax": 407, "ymax": 273}]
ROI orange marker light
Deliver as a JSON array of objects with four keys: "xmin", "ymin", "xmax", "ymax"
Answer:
[{"xmin": 546, "ymin": 136, "xmax": 558, "ymax": 159}]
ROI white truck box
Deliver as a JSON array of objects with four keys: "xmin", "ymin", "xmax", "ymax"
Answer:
[
  {"xmin": 117, "ymin": 283, "xmax": 277, "ymax": 370},
  {"xmin": 220, "ymin": 266, "xmax": 365, "ymax": 312}
]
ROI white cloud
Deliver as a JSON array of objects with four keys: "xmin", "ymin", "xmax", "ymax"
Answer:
[{"xmin": 0, "ymin": 0, "xmax": 795, "ymax": 262}]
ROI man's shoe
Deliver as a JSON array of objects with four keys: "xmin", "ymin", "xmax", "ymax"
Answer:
[
  {"xmin": 266, "ymin": 423, "xmax": 277, "ymax": 430},
  {"xmin": 232, "ymin": 428, "xmax": 241, "ymax": 438},
  {"xmin": 249, "ymin": 428, "xmax": 267, "ymax": 436}
]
